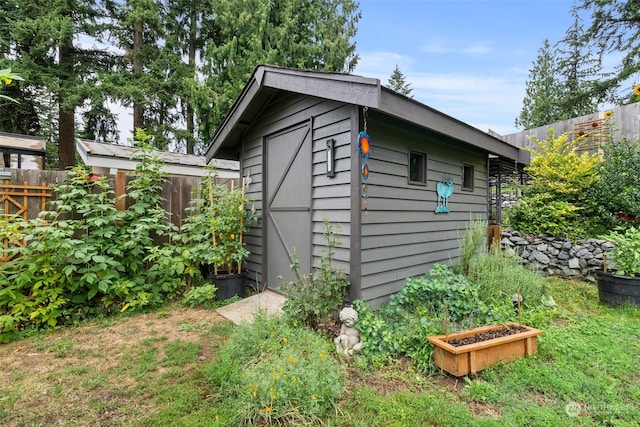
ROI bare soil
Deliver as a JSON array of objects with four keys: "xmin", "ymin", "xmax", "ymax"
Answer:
[{"xmin": 447, "ymin": 326, "xmax": 528, "ymax": 347}]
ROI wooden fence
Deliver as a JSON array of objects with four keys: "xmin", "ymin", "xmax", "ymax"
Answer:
[{"xmin": 0, "ymin": 169, "xmax": 238, "ymax": 227}]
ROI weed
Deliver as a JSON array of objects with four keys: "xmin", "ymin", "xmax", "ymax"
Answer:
[{"xmin": 162, "ymin": 341, "xmax": 202, "ymax": 366}]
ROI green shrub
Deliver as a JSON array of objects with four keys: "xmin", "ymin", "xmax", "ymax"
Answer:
[
  {"xmin": 601, "ymin": 226, "xmax": 640, "ymax": 275},
  {"xmin": 0, "ymin": 130, "xmax": 195, "ymax": 341},
  {"xmin": 353, "ymin": 264, "xmax": 488, "ymax": 372},
  {"xmin": 181, "ymin": 284, "xmax": 218, "ymax": 309},
  {"xmin": 507, "ymin": 129, "xmax": 601, "ymax": 237},
  {"xmin": 456, "ymin": 218, "xmax": 487, "ymax": 276},
  {"xmin": 506, "ymin": 193, "xmax": 584, "ymax": 238},
  {"xmin": 207, "ymin": 313, "xmax": 344, "ymax": 425},
  {"xmin": 281, "ymin": 220, "xmax": 349, "ymax": 328},
  {"xmin": 589, "ymin": 137, "xmax": 640, "ymax": 229}
]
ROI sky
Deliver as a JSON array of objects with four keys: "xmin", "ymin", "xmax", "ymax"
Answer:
[{"xmin": 352, "ymin": 0, "xmax": 580, "ymax": 136}]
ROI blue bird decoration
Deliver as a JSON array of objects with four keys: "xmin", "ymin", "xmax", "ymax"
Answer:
[{"xmin": 435, "ymin": 178, "xmax": 454, "ymax": 213}]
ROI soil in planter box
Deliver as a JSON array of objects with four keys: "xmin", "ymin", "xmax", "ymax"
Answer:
[{"xmin": 447, "ymin": 326, "xmax": 528, "ymax": 347}]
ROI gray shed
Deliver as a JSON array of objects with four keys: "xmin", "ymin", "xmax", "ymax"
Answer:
[{"xmin": 205, "ymin": 65, "xmax": 528, "ymax": 306}]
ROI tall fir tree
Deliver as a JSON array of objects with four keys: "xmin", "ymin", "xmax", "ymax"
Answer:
[
  {"xmin": 4, "ymin": 0, "xmax": 114, "ymax": 169},
  {"xmin": 555, "ymin": 7, "xmax": 604, "ymax": 117},
  {"xmin": 387, "ymin": 65, "xmax": 413, "ymax": 98},
  {"xmin": 516, "ymin": 39, "xmax": 565, "ymax": 129},
  {"xmin": 576, "ymin": 0, "xmax": 640, "ymax": 103},
  {"xmin": 199, "ymin": 0, "xmax": 360, "ymax": 140}
]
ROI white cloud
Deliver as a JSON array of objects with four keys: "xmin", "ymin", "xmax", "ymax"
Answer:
[
  {"xmin": 355, "ymin": 50, "xmax": 414, "ymax": 77},
  {"xmin": 420, "ymin": 41, "xmax": 492, "ymax": 56}
]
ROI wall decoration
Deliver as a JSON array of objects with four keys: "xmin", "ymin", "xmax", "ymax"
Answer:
[
  {"xmin": 360, "ymin": 106, "xmax": 371, "ymax": 215},
  {"xmin": 358, "ymin": 131, "xmax": 371, "ymax": 159},
  {"xmin": 435, "ymin": 178, "xmax": 454, "ymax": 213}
]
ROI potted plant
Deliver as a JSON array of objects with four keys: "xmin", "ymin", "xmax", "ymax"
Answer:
[
  {"xmin": 179, "ymin": 169, "xmax": 256, "ymax": 300},
  {"xmin": 595, "ymin": 226, "xmax": 640, "ymax": 307}
]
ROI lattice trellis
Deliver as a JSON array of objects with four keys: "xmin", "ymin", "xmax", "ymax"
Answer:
[
  {"xmin": 573, "ymin": 118, "xmax": 610, "ymax": 155},
  {"xmin": 1, "ymin": 181, "xmax": 52, "ymax": 263}
]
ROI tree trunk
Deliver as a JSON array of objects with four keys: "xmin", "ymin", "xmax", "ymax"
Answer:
[
  {"xmin": 58, "ymin": 37, "xmax": 75, "ymax": 170},
  {"xmin": 186, "ymin": 6, "xmax": 198, "ymax": 154},
  {"xmin": 133, "ymin": 19, "xmax": 144, "ymax": 132}
]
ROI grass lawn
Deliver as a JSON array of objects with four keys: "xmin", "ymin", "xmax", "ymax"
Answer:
[{"xmin": 1, "ymin": 277, "xmax": 639, "ymax": 426}]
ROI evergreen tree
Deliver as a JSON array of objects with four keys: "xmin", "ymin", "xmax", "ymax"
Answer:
[
  {"xmin": 515, "ymin": 40, "xmax": 564, "ymax": 129},
  {"xmin": 199, "ymin": 0, "xmax": 360, "ymax": 140},
  {"xmin": 555, "ymin": 7, "xmax": 603, "ymax": 117},
  {"xmin": 4, "ymin": 0, "xmax": 114, "ymax": 169},
  {"xmin": 576, "ymin": 0, "xmax": 640, "ymax": 103},
  {"xmin": 387, "ymin": 64, "xmax": 413, "ymax": 98}
]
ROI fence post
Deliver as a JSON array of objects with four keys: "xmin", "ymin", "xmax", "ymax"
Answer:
[{"xmin": 115, "ymin": 170, "xmax": 126, "ymax": 211}]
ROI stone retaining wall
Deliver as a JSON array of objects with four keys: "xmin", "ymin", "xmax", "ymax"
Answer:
[{"xmin": 500, "ymin": 229, "xmax": 614, "ymax": 280}]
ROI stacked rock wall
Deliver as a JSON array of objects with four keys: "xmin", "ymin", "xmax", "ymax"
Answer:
[{"xmin": 500, "ymin": 229, "xmax": 614, "ymax": 280}]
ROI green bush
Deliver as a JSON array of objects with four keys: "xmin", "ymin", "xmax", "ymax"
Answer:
[
  {"xmin": 0, "ymin": 130, "xmax": 195, "ymax": 342},
  {"xmin": 468, "ymin": 245, "xmax": 548, "ymax": 310},
  {"xmin": 506, "ymin": 129, "xmax": 601, "ymax": 237},
  {"xmin": 353, "ymin": 264, "xmax": 489, "ymax": 372},
  {"xmin": 506, "ymin": 193, "xmax": 585, "ymax": 239},
  {"xmin": 589, "ymin": 137, "xmax": 640, "ymax": 229},
  {"xmin": 601, "ymin": 226, "xmax": 640, "ymax": 275},
  {"xmin": 281, "ymin": 220, "xmax": 349, "ymax": 328},
  {"xmin": 206, "ymin": 313, "xmax": 344, "ymax": 425},
  {"xmin": 181, "ymin": 284, "xmax": 218, "ymax": 309}
]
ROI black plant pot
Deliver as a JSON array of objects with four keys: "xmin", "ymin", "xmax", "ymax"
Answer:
[
  {"xmin": 209, "ymin": 272, "xmax": 246, "ymax": 300},
  {"xmin": 595, "ymin": 270, "xmax": 640, "ymax": 307}
]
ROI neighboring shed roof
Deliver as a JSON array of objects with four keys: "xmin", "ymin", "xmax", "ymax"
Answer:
[
  {"xmin": 205, "ymin": 65, "xmax": 528, "ymax": 164},
  {"xmin": 77, "ymin": 139, "xmax": 239, "ymax": 178},
  {"xmin": 0, "ymin": 131, "xmax": 46, "ymax": 169}
]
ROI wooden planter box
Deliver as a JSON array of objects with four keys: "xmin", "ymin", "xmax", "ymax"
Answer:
[{"xmin": 427, "ymin": 322, "xmax": 543, "ymax": 377}]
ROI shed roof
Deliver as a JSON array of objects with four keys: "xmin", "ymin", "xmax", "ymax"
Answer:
[
  {"xmin": 76, "ymin": 139, "xmax": 239, "ymax": 178},
  {"xmin": 0, "ymin": 131, "xmax": 46, "ymax": 153},
  {"xmin": 205, "ymin": 65, "xmax": 528, "ymax": 164}
]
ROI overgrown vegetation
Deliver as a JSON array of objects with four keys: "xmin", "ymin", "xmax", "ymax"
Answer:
[
  {"xmin": 205, "ymin": 312, "xmax": 344, "ymax": 425},
  {"xmin": 352, "ymin": 220, "xmax": 549, "ymax": 373},
  {"xmin": 280, "ymin": 220, "xmax": 350, "ymax": 328},
  {"xmin": 175, "ymin": 167, "xmax": 255, "ymax": 277},
  {"xmin": 2, "ymin": 277, "xmax": 639, "ymax": 426},
  {"xmin": 0, "ymin": 130, "xmax": 251, "ymax": 342},
  {"xmin": 506, "ymin": 129, "xmax": 640, "ymax": 238}
]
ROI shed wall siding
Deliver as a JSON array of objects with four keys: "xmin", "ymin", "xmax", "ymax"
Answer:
[
  {"xmin": 359, "ymin": 113, "xmax": 488, "ymax": 306},
  {"xmin": 240, "ymin": 93, "xmax": 353, "ymax": 284}
]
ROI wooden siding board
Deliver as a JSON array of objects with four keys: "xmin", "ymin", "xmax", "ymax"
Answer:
[
  {"xmin": 237, "ymin": 91, "xmax": 353, "ymax": 292},
  {"xmin": 358, "ymin": 114, "xmax": 491, "ymax": 303}
]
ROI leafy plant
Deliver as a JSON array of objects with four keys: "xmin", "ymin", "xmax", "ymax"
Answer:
[
  {"xmin": 177, "ymin": 167, "xmax": 255, "ymax": 276},
  {"xmin": 507, "ymin": 193, "xmax": 585, "ymax": 238},
  {"xmin": 0, "ymin": 130, "xmax": 193, "ymax": 341},
  {"xmin": 352, "ymin": 264, "xmax": 489, "ymax": 371},
  {"xmin": 507, "ymin": 129, "xmax": 601, "ymax": 238},
  {"xmin": 207, "ymin": 312, "xmax": 344, "ymax": 425},
  {"xmin": 601, "ymin": 226, "xmax": 640, "ymax": 276},
  {"xmin": 589, "ymin": 137, "xmax": 640, "ymax": 229},
  {"xmin": 182, "ymin": 285, "xmax": 218, "ymax": 309},
  {"xmin": 280, "ymin": 220, "xmax": 350, "ymax": 328}
]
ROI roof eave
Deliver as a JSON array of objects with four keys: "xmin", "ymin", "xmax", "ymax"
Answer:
[
  {"xmin": 205, "ymin": 65, "xmax": 382, "ymax": 162},
  {"xmin": 378, "ymin": 88, "xmax": 523, "ymax": 162}
]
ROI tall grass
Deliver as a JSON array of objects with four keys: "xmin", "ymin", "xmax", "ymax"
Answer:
[{"xmin": 457, "ymin": 219, "xmax": 547, "ymax": 308}]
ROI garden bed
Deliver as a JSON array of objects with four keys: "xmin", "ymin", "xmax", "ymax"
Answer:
[{"xmin": 428, "ymin": 323, "xmax": 543, "ymax": 377}]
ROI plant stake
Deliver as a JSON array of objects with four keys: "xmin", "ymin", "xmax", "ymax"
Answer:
[
  {"xmin": 444, "ymin": 300, "xmax": 449, "ymax": 339},
  {"xmin": 208, "ymin": 178, "xmax": 218, "ymax": 275}
]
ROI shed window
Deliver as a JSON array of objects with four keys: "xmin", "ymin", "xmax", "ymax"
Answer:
[
  {"xmin": 409, "ymin": 151, "xmax": 426, "ymax": 184},
  {"xmin": 462, "ymin": 164, "xmax": 474, "ymax": 190}
]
